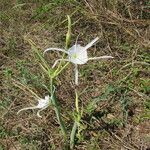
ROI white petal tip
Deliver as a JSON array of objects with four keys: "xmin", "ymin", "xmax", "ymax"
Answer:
[
  {"xmin": 95, "ymin": 37, "xmax": 99, "ymax": 41},
  {"xmin": 17, "ymin": 111, "xmax": 20, "ymax": 115},
  {"xmin": 37, "ymin": 113, "xmax": 42, "ymax": 118},
  {"xmin": 52, "ymin": 64, "xmax": 56, "ymax": 68},
  {"xmin": 84, "ymin": 37, "xmax": 99, "ymax": 50},
  {"xmin": 45, "ymin": 95, "xmax": 49, "ymax": 99},
  {"xmin": 17, "ymin": 109, "xmax": 23, "ymax": 115},
  {"xmin": 37, "ymin": 115, "xmax": 42, "ymax": 118},
  {"xmin": 43, "ymin": 49, "xmax": 50, "ymax": 55},
  {"xmin": 101, "ymin": 56, "xmax": 114, "ymax": 59}
]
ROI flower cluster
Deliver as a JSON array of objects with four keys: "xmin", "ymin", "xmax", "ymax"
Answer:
[
  {"xmin": 17, "ymin": 37, "xmax": 113, "ymax": 118},
  {"xmin": 17, "ymin": 95, "xmax": 50, "ymax": 118},
  {"xmin": 44, "ymin": 37, "xmax": 113, "ymax": 85}
]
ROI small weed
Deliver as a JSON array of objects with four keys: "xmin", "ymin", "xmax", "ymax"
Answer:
[
  {"xmin": 0, "ymin": 125, "xmax": 8, "ymax": 138},
  {"xmin": 117, "ymin": 87, "xmax": 130, "ymax": 123},
  {"xmin": 134, "ymin": 99, "xmax": 150, "ymax": 123},
  {"xmin": 86, "ymin": 84, "xmax": 116, "ymax": 116},
  {"xmin": 0, "ymin": 98, "xmax": 11, "ymax": 110},
  {"xmin": 0, "ymin": 145, "xmax": 4, "ymax": 150},
  {"xmin": 87, "ymin": 136, "xmax": 100, "ymax": 150},
  {"xmin": 0, "ymin": 11, "xmax": 10, "ymax": 23},
  {"xmin": 15, "ymin": 60, "xmax": 45, "ymax": 89},
  {"xmin": 31, "ymin": 0, "xmax": 75, "ymax": 20},
  {"xmin": 140, "ymin": 78, "xmax": 150, "ymax": 94},
  {"xmin": 86, "ymin": 84, "xmax": 131, "ymax": 127},
  {"xmin": 145, "ymin": 99, "xmax": 150, "ymax": 110},
  {"xmin": 106, "ymin": 118, "xmax": 124, "ymax": 127},
  {"xmin": 3, "ymin": 68, "xmax": 13, "ymax": 79}
]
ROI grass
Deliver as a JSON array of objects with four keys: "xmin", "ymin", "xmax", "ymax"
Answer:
[{"xmin": 1, "ymin": 0, "xmax": 150, "ymax": 149}]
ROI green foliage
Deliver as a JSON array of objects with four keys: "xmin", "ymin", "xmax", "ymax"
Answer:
[
  {"xmin": 0, "ymin": 98, "xmax": 11, "ymax": 110},
  {"xmin": 15, "ymin": 60, "xmax": 45, "ymax": 88},
  {"xmin": 134, "ymin": 99, "xmax": 150, "ymax": 123},
  {"xmin": 140, "ymin": 78, "xmax": 150, "ymax": 94},
  {"xmin": 0, "ymin": 125, "xmax": 8, "ymax": 138},
  {"xmin": 3, "ymin": 68, "xmax": 13, "ymax": 79},
  {"xmin": 145, "ymin": 99, "xmax": 150, "ymax": 110},
  {"xmin": 8, "ymin": 37, "xmax": 17, "ymax": 51},
  {"xmin": 117, "ymin": 87, "xmax": 130, "ymax": 123},
  {"xmin": 0, "ymin": 145, "xmax": 4, "ymax": 150},
  {"xmin": 16, "ymin": 61, "xmax": 30, "ymax": 84},
  {"xmin": 0, "ymin": 11, "xmax": 10, "ymax": 22},
  {"xmin": 86, "ymin": 84, "xmax": 131, "ymax": 126},
  {"xmin": 86, "ymin": 84, "xmax": 116, "ymax": 115},
  {"xmin": 31, "ymin": 0, "xmax": 75, "ymax": 19},
  {"xmin": 17, "ymin": 136, "xmax": 40, "ymax": 150}
]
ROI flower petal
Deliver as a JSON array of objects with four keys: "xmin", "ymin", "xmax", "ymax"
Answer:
[
  {"xmin": 88, "ymin": 56, "xmax": 114, "ymax": 60},
  {"xmin": 68, "ymin": 45, "xmax": 88, "ymax": 64},
  {"xmin": 37, "ymin": 106, "xmax": 48, "ymax": 118},
  {"xmin": 43, "ymin": 48, "xmax": 68, "ymax": 55},
  {"xmin": 37, "ymin": 98, "xmax": 49, "ymax": 108},
  {"xmin": 17, "ymin": 106, "xmax": 38, "ymax": 115},
  {"xmin": 84, "ymin": 37, "xmax": 99, "ymax": 50},
  {"xmin": 44, "ymin": 95, "xmax": 50, "ymax": 102}
]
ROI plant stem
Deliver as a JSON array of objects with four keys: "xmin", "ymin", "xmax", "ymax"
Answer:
[
  {"xmin": 75, "ymin": 89, "xmax": 79, "ymax": 113},
  {"xmin": 53, "ymin": 15, "xmax": 71, "ymax": 77},
  {"xmin": 70, "ymin": 121, "xmax": 78, "ymax": 149},
  {"xmin": 54, "ymin": 62, "xmax": 70, "ymax": 77},
  {"xmin": 70, "ymin": 89, "xmax": 79, "ymax": 149},
  {"xmin": 65, "ymin": 15, "xmax": 71, "ymax": 49},
  {"xmin": 50, "ymin": 78, "xmax": 67, "ymax": 139}
]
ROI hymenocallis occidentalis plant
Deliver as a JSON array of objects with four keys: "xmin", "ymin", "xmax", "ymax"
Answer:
[{"xmin": 16, "ymin": 15, "xmax": 113, "ymax": 149}]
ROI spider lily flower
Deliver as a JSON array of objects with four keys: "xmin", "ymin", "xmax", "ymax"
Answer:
[
  {"xmin": 44, "ymin": 37, "xmax": 113, "ymax": 85},
  {"xmin": 17, "ymin": 95, "xmax": 50, "ymax": 118}
]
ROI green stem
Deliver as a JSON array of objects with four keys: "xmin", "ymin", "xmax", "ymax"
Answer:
[
  {"xmin": 75, "ymin": 89, "xmax": 79, "ymax": 113},
  {"xmin": 70, "ymin": 89, "xmax": 79, "ymax": 149},
  {"xmin": 50, "ymin": 78, "xmax": 67, "ymax": 139},
  {"xmin": 53, "ymin": 15, "xmax": 71, "ymax": 78},
  {"xmin": 70, "ymin": 121, "xmax": 78, "ymax": 149},
  {"xmin": 54, "ymin": 62, "xmax": 70, "ymax": 78},
  {"xmin": 65, "ymin": 15, "xmax": 71, "ymax": 49}
]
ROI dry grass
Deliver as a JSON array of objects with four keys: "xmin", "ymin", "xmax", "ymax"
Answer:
[{"xmin": 0, "ymin": 0, "xmax": 150, "ymax": 149}]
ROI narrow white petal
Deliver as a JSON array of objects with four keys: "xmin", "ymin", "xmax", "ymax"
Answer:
[
  {"xmin": 52, "ymin": 59, "xmax": 69, "ymax": 68},
  {"xmin": 43, "ymin": 48, "xmax": 68, "ymax": 55},
  {"xmin": 74, "ymin": 64, "xmax": 79, "ymax": 85},
  {"xmin": 75, "ymin": 34, "xmax": 80, "ymax": 45},
  {"xmin": 88, "ymin": 56, "xmax": 114, "ymax": 60},
  {"xmin": 37, "ymin": 106, "xmax": 48, "ymax": 118},
  {"xmin": 84, "ymin": 37, "xmax": 99, "ymax": 50},
  {"xmin": 17, "ymin": 106, "xmax": 38, "ymax": 115},
  {"xmin": 37, "ymin": 109, "xmax": 43, "ymax": 118},
  {"xmin": 44, "ymin": 95, "xmax": 50, "ymax": 102}
]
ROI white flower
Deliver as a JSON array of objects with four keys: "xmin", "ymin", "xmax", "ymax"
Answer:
[
  {"xmin": 17, "ymin": 95, "xmax": 50, "ymax": 118},
  {"xmin": 44, "ymin": 37, "xmax": 113, "ymax": 85}
]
